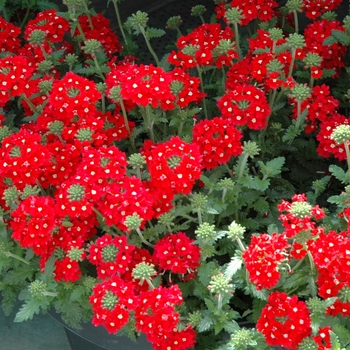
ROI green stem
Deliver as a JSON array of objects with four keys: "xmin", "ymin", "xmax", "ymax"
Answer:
[
  {"xmin": 196, "ymin": 65, "xmax": 208, "ymax": 119},
  {"xmin": 111, "ymin": 0, "xmax": 128, "ymax": 45},
  {"xmin": 197, "ymin": 210, "xmax": 202, "ymax": 225},
  {"xmin": 92, "ymin": 207, "xmax": 125, "ymax": 235},
  {"xmin": 307, "ymin": 251, "xmax": 315, "ymax": 275},
  {"xmin": 236, "ymin": 237, "xmax": 246, "ymax": 251},
  {"xmin": 269, "ymin": 88, "xmax": 277, "ymax": 109},
  {"xmin": 217, "ymin": 293, "xmax": 223, "ymax": 310},
  {"xmin": 237, "ymin": 153, "xmax": 249, "ymax": 181},
  {"xmin": 92, "ymin": 56, "xmax": 105, "ymax": 81},
  {"xmin": 199, "ymin": 15, "xmax": 205, "ymax": 24},
  {"xmin": 293, "ymin": 10, "xmax": 299, "ymax": 34},
  {"xmin": 81, "ymin": 0, "xmax": 94, "ymax": 29},
  {"xmin": 136, "ymin": 228, "xmax": 154, "ymax": 248},
  {"xmin": 309, "ymin": 76, "xmax": 314, "ymax": 89},
  {"xmin": 21, "ymin": 94, "xmax": 37, "ymax": 113},
  {"xmin": 139, "ymin": 26, "xmax": 160, "ymax": 67},
  {"xmin": 288, "ymin": 49, "xmax": 296, "ymax": 79},
  {"xmin": 233, "ymin": 22, "xmax": 241, "ymax": 58},
  {"xmin": 295, "ymin": 100, "xmax": 302, "ymax": 130}
]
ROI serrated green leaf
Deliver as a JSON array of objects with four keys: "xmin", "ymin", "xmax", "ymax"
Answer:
[
  {"xmin": 14, "ymin": 299, "xmax": 42, "ymax": 322},
  {"xmin": 330, "ymin": 30, "xmax": 350, "ymax": 45},
  {"xmin": 329, "ymin": 164, "xmax": 349, "ymax": 184},
  {"xmin": 330, "ymin": 331, "xmax": 341, "ymax": 350},
  {"xmin": 198, "ymin": 315, "xmax": 213, "ymax": 332},
  {"xmin": 145, "ymin": 27, "xmax": 166, "ymax": 40},
  {"xmin": 224, "ymin": 257, "xmax": 242, "ymax": 279},
  {"xmin": 198, "ymin": 261, "xmax": 217, "ymax": 286},
  {"xmin": 323, "ymin": 35, "xmax": 338, "ymax": 45},
  {"xmin": 240, "ymin": 176, "xmax": 270, "ymax": 192}
]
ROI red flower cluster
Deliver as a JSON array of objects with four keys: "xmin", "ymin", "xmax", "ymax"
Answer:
[
  {"xmin": 278, "ymin": 193, "xmax": 325, "ymax": 238},
  {"xmin": 192, "ymin": 117, "xmax": 243, "ymax": 169},
  {"xmin": 153, "ymin": 232, "xmax": 201, "ymax": 280},
  {"xmin": 303, "ymin": 0, "xmax": 344, "ymax": 20},
  {"xmin": 316, "ymin": 113, "xmax": 349, "ymax": 160},
  {"xmin": 24, "ymin": 10, "xmax": 70, "ymax": 43},
  {"xmin": 143, "ymin": 136, "xmax": 203, "ymax": 195},
  {"xmin": 290, "ymin": 84, "xmax": 340, "ymax": 133},
  {"xmin": 304, "ymin": 19, "xmax": 347, "ymax": 76},
  {"xmin": 0, "ymin": 17, "xmax": 21, "ymax": 53},
  {"xmin": 217, "ymin": 84, "xmax": 271, "ymax": 130},
  {"xmin": 256, "ymin": 291, "xmax": 312, "ymax": 349},
  {"xmin": 134, "ymin": 285, "xmax": 196, "ymax": 350},
  {"xmin": 309, "ymin": 230, "xmax": 350, "ymax": 317},
  {"xmin": 242, "ymin": 233, "xmax": 289, "ymax": 290},
  {"xmin": 168, "ymin": 23, "xmax": 237, "ymax": 69}
]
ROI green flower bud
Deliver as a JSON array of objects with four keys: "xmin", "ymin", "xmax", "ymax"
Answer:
[
  {"xmin": 195, "ymin": 222, "xmax": 216, "ymax": 241},
  {"xmin": 83, "ymin": 39, "xmax": 103, "ymax": 56},
  {"xmin": 218, "ymin": 178, "xmax": 235, "ymax": 191},
  {"xmin": 286, "ymin": 0, "xmax": 303, "ymax": 12},
  {"xmin": 303, "ymin": 52, "xmax": 322, "ymax": 68},
  {"xmin": 191, "ymin": 5, "xmax": 206, "ymax": 17},
  {"xmin": 242, "ymin": 141, "xmax": 260, "ymax": 158},
  {"xmin": 96, "ymin": 82, "xmax": 107, "ymax": 94},
  {"xmin": 231, "ymin": 329, "xmax": 256, "ymax": 349},
  {"xmin": 83, "ymin": 276, "xmax": 97, "ymax": 290},
  {"xmin": 285, "ymin": 33, "xmax": 305, "ymax": 50},
  {"xmin": 208, "ymin": 272, "xmax": 234, "ymax": 295},
  {"xmin": 331, "ymin": 124, "xmax": 350, "ymax": 144},
  {"xmin": 266, "ymin": 59, "xmax": 284, "ymax": 73},
  {"xmin": 128, "ymin": 153, "xmax": 146, "ymax": 169},
  {"xmin": 64, "ymin": 53, "xmax": 79, "ymax": 67},
  {"xmin": 9, "ymin": 146, "xmax": 21, "ymax": 157},
  {"xmin": 213, "ymin": 39, "xmax": 235, "ymax": 56},
  {"xmin": 188, "ymin": 311, "xmax": 202, "ymax": 327},
  {"xmin": 38, "ymin": 60, "xmax": 54, "ymax": 74},
  {"xmin": 290, "ymin": 201, "xmax": 312, "ymax": 218},
  {"xmin": 67, "ymin": 247, "xmax": 85, "ymax": 262},
  {"xmin": 108, "ymin": 86, "xmax": 122, "ymax": 102},
  {"xmin": 225, "ymin": 7, "xmax": 244, "ymax": 24},
  {"xmin": 127, "ymin": 11, "xmax": 149, "ymax": 29},
  {"xmin": 102, "ymin": 290, "xmax": 118, "ymax": 310},
  {"xmin": 190, "ymin": 193, "xmax": 208, "ymax": 212},
  {"xmin": 132, "ymin": 262, "xmax": 156, "ymax": 284},
  {"xmin": 124, "ymin": 213, "xmax": 143, "ymax": 231},
  {"xmin": 28, "ymin": 29, "xmax": 46, "ymax": 46},
  {"xmin": 298, "ymin": 338, "xmax": 318, "ymax": 350},
  {"xmin": 170, "ymin": 80, "xmax": 184, "ymax": 95},
  {"xmin": 166, "ymin": 15, "xmax": 182, "ymax": 30},
  {"xmin": 289, "ymin": 83, "xmax": 311, "ymax": 102},
  {"xmin": 157, "ymin": 211, "xmax": 175, "ymax": 227},
  {"xmin": 75, "ymin": 128, "xmax": 93, "ymax": 142},
  {"xmin": 268, "ymin": 28, "xmax": 284, "ymax": 41},
  {"xmin": 48, "ymin": 120, "xmax": 64, "ymax": 135},
  {"xmin": 200, "ymin": 245, "xmax": 216, "ymax": 259},
  {"xmin": 101, "ymin": 244, "xmax": 119, "ymax": 262},
  {"xmin": 167, "ymin": 155, "xmax": 182, "ymax": 168},
  {"xmin": 67, "ymin": 184, "xmax": 85, "ymax": 201},
  {"xmin": 306, "ymin": 297, "xmax": 326, "ymax": 315},
  {"xmin": 29, "ymin": 280, "xmax": 48, "ymax": 300},
  {"xmin": 3, "ymin": 186, "xmax": 19, "ymax": 207},
  {"xmin": 38, "ymin": 80, "xmax": 53, "ymax": 94},
  {"xmin": 227, "ymin": 221, "xmax": 245, "ymax": 240}
]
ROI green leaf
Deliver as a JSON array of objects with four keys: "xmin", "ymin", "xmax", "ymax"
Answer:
[
  {"xmin": 14, "ymin": 299, "xmax": 42, "ymax": 322},
  {"xmin": 330, "ymin": 30, "xmax": 350, "ymax": 45},
  {"xmin": 198, "ymin": 261, "xmax": 217, "ymax": 286},
  {"xmin": 224, "ymin": 257, "xmax": 242, "ymax": 279},
  {"xmin": 36, "ymin": 0, "xmax": 60, "ymax": 11},
  {"xmin": 145, "ymin": 27, "xmax": 166, "ymax": 40},
  {"xmin": 330, "ymin": 331, "xmax": 341, "ymax": 350},
  {"xmin": 328, "ymin": 164, "xmax": 349, "ymax": 185},
  {"xmin": 224, "ymin": 320, "xmax": 240, "ymax": 333},
  {"xmin": 240, "ymin": 175, "xmax": 270, "ymax": 191},
  {"xmin": 198, "ymin": 314, "xmax": 213, "ymax": 332}
]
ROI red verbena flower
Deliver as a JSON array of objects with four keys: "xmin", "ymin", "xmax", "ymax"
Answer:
[
  {"xmin": 217, "ymin": 84, "xmax": 271, "ymax": 130},
  {"xmin": 256, "ymin": 291, "xmax": 312, "ymax": 349},
  {"xmin": 192, "ymin": 117, "xmax": 243, "ymax": 169},
  {"xmin": 143, "ymin": 136, "xmax": 203, "ymax": 195},
  {"xmin": 0, "ymin": 17, "xmax": 21, "ymax": 53},
  {"xmin": 10, "ymin": 196, "xmax": 57, "ymax": 257},
  {"xmin": 153, "ymin": 232, "xmax": 201, "ymax": 279},
  {"xmin": 303, "ymin": 0, "xmax": 344, "ymax": 20},
  {"xmin": 242, "ymin": 233, "xmax": 290, "ymax": 290}
]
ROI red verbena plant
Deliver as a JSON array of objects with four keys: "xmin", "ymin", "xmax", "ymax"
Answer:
[{"xmin": 1, "ymin": 0, "xmax": 350, "ymax": 349}]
